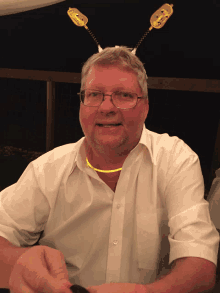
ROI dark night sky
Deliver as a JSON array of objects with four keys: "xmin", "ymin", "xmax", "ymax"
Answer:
[{"xmin": 0, "ymin": 0, "xmax": 219, "ymax": 80}]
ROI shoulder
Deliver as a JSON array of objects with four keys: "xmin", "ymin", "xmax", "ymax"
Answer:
[
  {"xmin": 146, "ymin": 128, "xmax": 198, "ymax": 165},
  {"xmin": 31, "ymin": 138, "xmax": 85, "ymax": 176}
]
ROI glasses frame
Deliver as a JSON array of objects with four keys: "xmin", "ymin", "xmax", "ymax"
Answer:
[{"xmin": 77, "ymin": 89, "xmax": 145, "ymax": 109}]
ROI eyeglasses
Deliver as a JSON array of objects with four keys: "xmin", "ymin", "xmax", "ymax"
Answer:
[{"xmin": 77, "ymin": 89, "xmax": 144, "ymax": 109}]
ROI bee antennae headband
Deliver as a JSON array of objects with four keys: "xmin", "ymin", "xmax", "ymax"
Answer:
[{"xmin": 67, "ymin": 3, "xmax": 174, "ymax": 55}]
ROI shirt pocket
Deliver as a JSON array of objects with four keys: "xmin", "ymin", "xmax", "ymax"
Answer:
[{"xmin": 136, "ymin": 208, "xmax": 169, "ymax": 271}]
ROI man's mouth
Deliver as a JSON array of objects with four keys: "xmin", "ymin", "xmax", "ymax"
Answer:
[{"xmin": 97, "ymin": 123, "xmax": 122, "ymax": 127}]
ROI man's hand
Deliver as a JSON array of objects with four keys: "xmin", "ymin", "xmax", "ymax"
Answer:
[
  {"xmin": 86, "ymin": 283, "xmax": 151, "ymax": 293},
  {"xmin": 9, "ymin": 245, "xmax": 73, "ymax": 293}
]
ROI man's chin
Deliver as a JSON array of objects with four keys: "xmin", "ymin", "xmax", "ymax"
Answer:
[
  {"xmin": 94, "ymin": 137, "xmax": 126, "ymax": 150},
  {"xmin": 96, "ymin": 140, "xmax": 123, "ymax": 149}
]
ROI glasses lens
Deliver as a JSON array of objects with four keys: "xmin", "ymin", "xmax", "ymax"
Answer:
[
  {"xmin": 114, "ymin": 92, "xmax": 137, "ymax": 108},
  {"xmin": 82, "ymin": 90, "xmax": 103, "ymax": 106},
  {"xmin": 81, "ymin": 90, "xmax": 137, "ymax": 109}
]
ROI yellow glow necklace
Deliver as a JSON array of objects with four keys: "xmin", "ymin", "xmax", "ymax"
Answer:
[{"xmin": 86, "ymin": 157, "xmax": 122, "ymax": 173}]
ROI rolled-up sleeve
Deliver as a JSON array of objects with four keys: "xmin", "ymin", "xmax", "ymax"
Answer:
[
  {"xmin": 0, "ymin": 162, "xmax": 49, "ymax": 247},
  {"xmin": 168, "ymin": 203, "xmax": 219, "ymax": 266},
  {"xmin": 164, "ymin": 139, "xmax": 220, "ymax": 266}
]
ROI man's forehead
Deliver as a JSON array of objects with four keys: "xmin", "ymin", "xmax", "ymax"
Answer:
[
  {"xmin": 87, "ymin": 85, "xmax": 131, "ymax": 91},
  {"xmin": 85, "ymin": 65, "xmax": 140, "ymax": 92},
  {"xmin": 87, "ymin": 66, "xmax": 136, "ymax": 82}
]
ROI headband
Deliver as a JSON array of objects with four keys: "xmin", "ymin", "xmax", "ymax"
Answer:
[{"xmin": 67, "ymin": 3, "xmax": 174, "ymax": 55}]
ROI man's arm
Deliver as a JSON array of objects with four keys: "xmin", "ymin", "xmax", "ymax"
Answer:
[
  {"xmin": 0, "ymin": 236, "xmax": 31, "ymax": 288},
  {"xmin": 147, "ymin": 257, "xmax": 216, "ymax": 293}
]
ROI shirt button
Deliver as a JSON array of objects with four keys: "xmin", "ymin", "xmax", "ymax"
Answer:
[
  {"xmin": 117, "ymin": 204, "xmax": 121, "ymax": 209},
  {"xmin": 113, "ymin": 240, "xmax": 118, "ymax": 245}
]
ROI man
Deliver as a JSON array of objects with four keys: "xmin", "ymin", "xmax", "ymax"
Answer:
[{"xmin": 0, "ymin": 46, "xmax": 219, "ymax": 293}]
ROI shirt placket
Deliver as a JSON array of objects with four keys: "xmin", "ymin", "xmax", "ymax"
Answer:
[
  {"xmin": 105, "ymin": 147, "xmax": 144, "ymax": 283},
  {"xmin": 105, "ymin": 189, "xmax": 126, "ymax": 283}
]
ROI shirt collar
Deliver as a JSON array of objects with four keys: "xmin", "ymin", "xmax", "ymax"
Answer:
[{"xmin": 131, "ymin": 123, "xmax": 154, "ymax": 164}]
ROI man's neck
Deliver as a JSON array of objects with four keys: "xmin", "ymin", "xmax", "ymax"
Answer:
[{"xmin": 85, "ymin": 142, "xmax": 129, "ymax": 170}]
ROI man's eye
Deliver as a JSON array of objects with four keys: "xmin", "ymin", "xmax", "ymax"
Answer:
[
  {"xmin": 88, "ymin": 92, "xmax": 100, "ymax": 97},
  {"xmin": 119, "ymin": 92, "xmax": 132, "ymax": 98}
]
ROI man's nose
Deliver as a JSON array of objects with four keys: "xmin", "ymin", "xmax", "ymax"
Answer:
[{"xmin": 99, "ymin": 95, "xmax": 117, "ymax": 109}]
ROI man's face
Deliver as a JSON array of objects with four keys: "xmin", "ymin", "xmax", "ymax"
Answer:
[{"xmin": 79, "ymin": 65, "xmax": 149, "ymax": 155}]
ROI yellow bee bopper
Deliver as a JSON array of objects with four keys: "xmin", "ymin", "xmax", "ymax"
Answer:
[{"xmin": 67, "ymin": 3, "xmax": 174, "ymax": 55}]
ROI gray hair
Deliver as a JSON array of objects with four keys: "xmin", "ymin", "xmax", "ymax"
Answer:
[{"xmin": 80, "ymin": 46, "xmax": 149, "ymax": 101}]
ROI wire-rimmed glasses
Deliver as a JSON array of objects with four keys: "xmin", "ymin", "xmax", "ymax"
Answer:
[{"xmin": 77, "ymin": 89, "xmax": 144, "ymax": 109}]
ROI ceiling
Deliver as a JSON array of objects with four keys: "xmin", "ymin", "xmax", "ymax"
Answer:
[{"xmin": 0, "ymin": 0, "xmax": 219, "ymax": 80}]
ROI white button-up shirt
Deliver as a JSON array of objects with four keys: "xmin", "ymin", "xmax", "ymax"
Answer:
[{"xmin": 0, "ymin": 124, "xmax": 219, "ymax": 287}]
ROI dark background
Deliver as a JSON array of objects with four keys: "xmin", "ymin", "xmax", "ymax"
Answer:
[{"xmin": 0, "ymin": 0, "xmax": 220, "ymax": 193}]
